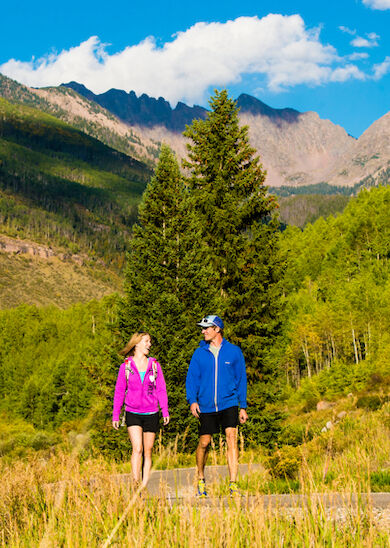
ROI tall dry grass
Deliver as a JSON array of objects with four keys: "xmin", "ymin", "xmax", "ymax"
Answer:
[{"xmin": 2, "ymin": 408, "xmax": 390, "ymax": 546}]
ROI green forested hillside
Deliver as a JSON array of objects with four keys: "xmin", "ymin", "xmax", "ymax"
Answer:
[
  {"xmin": 278, "ymin": 194, "xmax": 350, "ymax": 227},
  {"xmin": 279, "ymin": 185, "xmax": 390, "ymax": 390},
  {"xmin": 0, "ymin": 297, "xmax": 123, "ymax": 456},
  {"xmin": 0, "ymin": 97, "xmax": 151, "ymax": 268}
]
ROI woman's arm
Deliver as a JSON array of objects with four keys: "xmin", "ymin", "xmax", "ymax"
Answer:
[
  {"xmin": 155, "ymin": 361, "xmax": 169, "ymax": 419},
  {"xmin": 112, "ymin": 362, "xmax": 127, "ymax": 423}
]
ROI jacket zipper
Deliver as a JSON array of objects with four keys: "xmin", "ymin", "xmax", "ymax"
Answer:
[{"xmin": 214, "ymin": 352, "xmax": 218, "ymax": 412}]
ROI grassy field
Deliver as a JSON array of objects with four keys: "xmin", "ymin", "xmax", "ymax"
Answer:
[
  {"xmin": 0, "ymin": 252, "xmax": 122, "ymax": 308},
  {"xmin": 2, "ymin": 402, "xmax": 390, "ymax": 547}
]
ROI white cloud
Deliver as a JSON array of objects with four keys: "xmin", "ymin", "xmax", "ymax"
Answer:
[
  {"xmin": 0, "ymin": 15, "xmax": 371, "ymax": 105},
  {"xmin": 348, "ymin": 52, "xmax": 369, "ymax": 60},
  {"xmin": 363, "ymin": 0, "xmax": 390, "ymax": 9},
  {"xmin": 330, "ymin": 65, "xmax": 367, "ymax": 82},
  {"xmin": 351, "ymin": 35, "xmax": 379, "ymax": 47},
  {"xmin": 373, "ymin": 56, "xmax": 390, "ymax": 79},
  {"xmin": 339, "ymin": 26, "xmax": 356, "ymax": 35}
]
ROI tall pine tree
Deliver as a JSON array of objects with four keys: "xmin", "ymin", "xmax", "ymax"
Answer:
[
  {"xmin": 120, "ymin": 144, "xmax": 211, "ymax": 446},
  {"xmin": 183, "ymin": 90, "xmax": 283, "ymax": 430}
]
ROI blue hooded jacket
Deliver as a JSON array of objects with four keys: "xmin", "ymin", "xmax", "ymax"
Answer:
[{"xmin": 186, "ymin": 338, "xmax": 247, "ymax": 413}]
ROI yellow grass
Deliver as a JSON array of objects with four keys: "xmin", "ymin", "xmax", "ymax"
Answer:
[{"xmin": 2, "ymin": 407, "xmax": 390, "ymax": 546}]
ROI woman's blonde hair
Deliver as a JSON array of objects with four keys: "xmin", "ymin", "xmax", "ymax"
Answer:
[{"xmin": 120, "ymin": 331, "xmax": 151, "ymax": 357}]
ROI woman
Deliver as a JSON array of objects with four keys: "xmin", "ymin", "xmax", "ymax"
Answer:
[{"xmin": 112, "ymin": 331, "xmax": 169, "ymax": 488}]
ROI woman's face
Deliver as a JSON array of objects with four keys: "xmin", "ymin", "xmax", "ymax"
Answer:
[{"xmin": 136, "ymin": 334, "xmax": 151, "ymax": 356}]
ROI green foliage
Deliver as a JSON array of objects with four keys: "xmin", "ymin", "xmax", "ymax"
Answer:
[
  {"xmin": 0, "ymin": 296, "xmax": 123, "ymax": 446},
  {"xmin": 279, "ymin": 194, "xmax": 350, "ymax": 228},
  {"xmin": 356, "ymin": 394, "xmax": 385, "ymax": 411},
  {"xmin": 0, "ymin": 413, "xmax": 60, "ymax": 458},
  {"xmin": 370, "ymin": 470, "xmax": 390, "ymax": 492},
  {"xmin": 266, "ymin": 445, "xmax": 302, "ymax": 479},
  {"xmin": 183, "ymin": 90, "xmax": 283, "ymax": 388},
  {"xmin": 274, "ymin": 182, "xmax": 357, "ymax": 197},
  {"xmin": 279, "ymin": 186, "xmax": 390, "ymax": 391}
]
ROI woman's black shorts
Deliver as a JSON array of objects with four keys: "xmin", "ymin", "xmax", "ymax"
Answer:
[
  {"xmin": 125, "ymin": 412, "xmax": 159, "ymax": 433},
  {"xmin": 199, "ymin": 406, "xmax": 239, "ymax": 435}
]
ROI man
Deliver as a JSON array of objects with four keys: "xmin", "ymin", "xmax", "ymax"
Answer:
[{"xmin": 186, "ymin": 315, "xmax": 248, "ymax": 497}]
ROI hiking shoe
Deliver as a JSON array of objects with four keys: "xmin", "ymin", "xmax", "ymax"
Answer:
[
  {"xmin": 197, "ymin": 479, "xmax": 208, "ymax": 498},
  {"xmin": 229, "ymin": 481, "xmax": 240, "ymax": 497}
]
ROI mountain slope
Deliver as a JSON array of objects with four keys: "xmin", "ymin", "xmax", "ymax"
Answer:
[
  {"xmin": 0, "ymin": 74, "xmax": 160, "ymax": 166},
  {"xmin": 326, "ymin": 110, "xmax": 390, "ymax": 187},
  {"xmin": 0, "ymin": 97, "xmax": 153, "ymax": 305},
  {"xmin": 0, "ymin": 240, "xmax": 122, "ymax": 308}
]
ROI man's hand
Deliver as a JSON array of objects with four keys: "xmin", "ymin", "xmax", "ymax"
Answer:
[
  {"xmin": 239, "ymin": 408, "xmax": 248, "ymax": 424},
  {"xmin": 190, "ymin": 402, "xmax": 200, "ymax": 418},
  {"xmin": 163, "ymin": 416, "xmax": 170, "ymax": 426},
  {"xmin": 112, "ymin": 420, "xmax": 120, "ymax": 430}
]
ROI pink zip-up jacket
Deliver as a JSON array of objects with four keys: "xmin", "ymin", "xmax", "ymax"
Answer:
[{"xmin": 112, "ymin": 356, "xmax": 169, "ymax": 420}]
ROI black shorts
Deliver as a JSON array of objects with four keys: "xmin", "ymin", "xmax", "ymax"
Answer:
[
  {"xmin": 199, "ymin": 406, "xmax": 239, "ymax": 436},
  {"xmin": 125, "ymin": 412, "xmax": 159, "ymax": 433}
]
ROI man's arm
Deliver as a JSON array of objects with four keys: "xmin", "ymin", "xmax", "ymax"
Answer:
[{"xmin": 235, "ymin": 347, "xmax": 247, "ymax": 411}]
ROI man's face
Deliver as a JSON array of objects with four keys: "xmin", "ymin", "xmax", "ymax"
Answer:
[{"xmin": 201, "ymin": 325, "xmax": 219, "ymax": 342}]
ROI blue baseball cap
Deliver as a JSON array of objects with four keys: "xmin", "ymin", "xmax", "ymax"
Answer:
[{"xmin": 197, "ymin": 315, "xmax": 224, "ymax": 329}]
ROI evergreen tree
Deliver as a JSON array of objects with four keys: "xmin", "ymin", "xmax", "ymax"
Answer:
[
  {"xmin": 120, "ymin": 144, "xmax": 211, "ymax": 447},
  {"xmin": 183, "ymin": 90, "xmax": 283, "ymax": 382}
]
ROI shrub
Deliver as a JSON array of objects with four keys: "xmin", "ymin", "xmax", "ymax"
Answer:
[
  {"xmin": 267, "ymin": 445, "xmax": 302, "ymax": 479},
  {"xmin": 356, "ymin": 395, "xmax": 383, "ymax": 411}
]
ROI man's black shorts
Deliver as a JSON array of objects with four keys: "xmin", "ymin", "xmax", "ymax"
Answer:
[
  {"xmin": 199, "ymin": 406, "xmax": 239, "ymax": 435},
  {"xmin": 125, "ymin": 412, "xmax": 159, "ymax": 433}
]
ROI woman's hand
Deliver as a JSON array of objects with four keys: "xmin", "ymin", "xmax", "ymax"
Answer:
[
  {"xmin": 112, "ymin": 420, "xmax": 120, "ymax": 430},
  {"xmin": 163, "ymin": 416, "xmax": 170, "ymax": 426}
]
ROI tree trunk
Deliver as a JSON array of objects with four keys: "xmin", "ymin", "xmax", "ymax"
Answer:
[
  {"xmin": 351, "ymin": 318, "xmax": 359, "ymax": 365},
  {"xmin": 302, "ymin": 337, "xmax": 311, "ymax": 378}
]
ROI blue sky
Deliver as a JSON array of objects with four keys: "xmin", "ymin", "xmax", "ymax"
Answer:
[{"xmin": 1, "ymin": 0, "xmax": 389, "ymax": 137}]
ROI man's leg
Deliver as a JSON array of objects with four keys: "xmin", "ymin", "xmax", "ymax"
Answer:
[
  {"xmin": 196, "ymin": 434, "xmax": 211, "ymax": 479},
  {"xmin": 225, "ymin": 427, "xmax": 238, "ymax": 482}
]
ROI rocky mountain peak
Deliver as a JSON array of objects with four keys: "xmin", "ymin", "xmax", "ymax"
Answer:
[
  {"xmin": 237, "ymin": 93, "xmax": 301, "ymax": 123},
  {"xmin": 61, "ymin": 82, "xmax": 208, "ymax": 131}
]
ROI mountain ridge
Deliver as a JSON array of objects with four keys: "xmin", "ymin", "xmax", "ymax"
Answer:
[
  {"xmin": 64, "ymin": 81, "xmax": 384, "ymax": 188},
  {"xmin": 1, "ymin": 73, "xmax": 389, "ymax": 190},
  {"xmin": 62, "ymin": 81, "xmax": 209, "ymax": 131},
  {"xmin": 62, "ymin": 81, "xmax": 305, "ymax": 131}
]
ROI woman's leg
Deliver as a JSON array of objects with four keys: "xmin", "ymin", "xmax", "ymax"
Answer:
[
  {"xmin": 128, "ymin": 425, "xmax": 143, "ymax": 483},
  {"xmin": 142, "ymin": 431, "xmax": 156, "ymax": 487}
]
